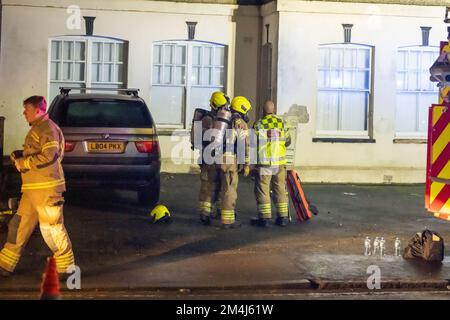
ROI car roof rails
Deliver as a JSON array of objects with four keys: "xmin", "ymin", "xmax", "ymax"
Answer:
[{"xmin": 59, "ymin": 87, "xmax": 140, "ymax": 97}]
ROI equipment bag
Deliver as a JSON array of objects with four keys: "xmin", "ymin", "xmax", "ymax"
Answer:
[
  {"xmin": 403, "ymin": 230, "xmax": 444, "ymax": 262},
  {"xmin": 286, "ymin": 169, "xmax": 318, "ymax": 222}
]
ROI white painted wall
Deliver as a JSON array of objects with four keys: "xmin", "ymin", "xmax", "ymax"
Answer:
[{"xmin": 272, "ymin": 0, "xmax": 446, "ymax": 183}]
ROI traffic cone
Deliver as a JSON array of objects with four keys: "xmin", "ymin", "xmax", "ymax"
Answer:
[{"xmin": 40, "ymin": 257, "xmax": 61, "ymax": 300}]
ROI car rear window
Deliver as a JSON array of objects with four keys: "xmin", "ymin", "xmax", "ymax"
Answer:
[{"xmin": 60, "ymin": 99, "xmax": 153, "ymax": 128}]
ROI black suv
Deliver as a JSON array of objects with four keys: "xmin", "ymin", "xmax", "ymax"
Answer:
[{"xmin": 48, "ymin": 88, "xmax": 160, "ymax": 205}]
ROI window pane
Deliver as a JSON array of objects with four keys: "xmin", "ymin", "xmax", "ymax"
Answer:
[
  {"xmin": 50, "ymin": 62, "xmax": 59, "ymax": 80},
  {"xmin": 408, "ymin": 51, "xmax": 419, "ymax": 70},
  {"xmin": 104, "ymin": 43, "xmax": 113, "ymax": 62},
  {"xmin": 213, "ymin": 47, "xmax": 224, "ymax": 66},
  {"xmin": 63, "ymin": 62, "xmax": 72, "ymax": 80},
  {"xmin": 203, "ymin": 47, "xmax": 212, "ymax": 65},
  {"xmin": 92, "ymin": 63, "xmax": 101, "ymax": 82},
  {"xmin": 407, "ymin": 72, "xmax": 419, "ymax": 90},
  {"xmin": 330, "ymin": 49, "xmax": 342, "ymax": 68},
  {"xmin": 330, "ymin": 70, "xmax": 342, "ymax": 88},
  {"xmin": 357, "ymin": 49, "xmax": 370, "ymax": 69},
  {"xmin": 396, "ymin": 71, "xmax": 407, "ymax": 91},
  {"xmin": 153, "ymin": 66, "xmax": 161, "ymax": 84},
  {"xmin": 201, "ymin": 67, "xmax": 211, "ymax": 85},
  {"xmin": 103, "ymin": 64, "xmax": 113, "ymax": 82},
  {"xmin": 164, "ymin": 45, "xmax": 173, "ymax": 64},
  {"xmin": 73, "ymin": 63, "xmax": 85, "ymax": 81},
  {"xmin": 355, "ymin": 71, "xmax": 370, "ymax": 90},
  {"xmin": 175, "ymin": 46, "xmax": 186, "ymax": 65},
  {"xmin": 317, "ymin": 91, "xmax": 339, "ymax": 131},
  {"xmin": 151, "ymin": 86, "xmax": 184, "ymax": 125},
  {"xmin": 319, "ymin": 49, "xmax": 329, "ymax": 68},
  {"xmin": 318, "ymin": 70, "xmax": 328, "ymax": 88},
  {"xmin": 191, "ymin": 67, "xmax": 200, "ymax": 85},
  {"xmin": 74, "ymin": 42, "xmax": 85, "ymax": 61},
  {"xmin": 344, "ymin": 49, "xmax": 356, "ymax": 68},
  {"xmin": 116, "ymin": 64, "xmax": 124, "ymax": 83},
  {"xmin": 63, "ymin": 42, "xmax": 73, "ymax": 60},
  {"xmin": 174, "ymin": 66, "xmax": 185, "ymax": 85},
  {"xmin": 163, "ymin": 66, "xmax": 172, "ymax": 84},
  {"xmin": 154, "ymin": 45, "xmax": 161, "ymax": 64},
  {"xmin": 425, "ymin": 51, "xmax": 438, "ymax": 69},
  {"xmin": 418, "ymin": 93, "xmax": 436, "ymax": 132},
  {"xmin": 193, "ymin": 47, "xmax": 201, "ymax": 65},
  {"xmin": 420, "ymin": 71, "xmax": 433, "ymax": 91},
  {"xmin": 116, "ymin": 43, "xmax": 124, "ymax": 62},
  {"xmin": 343, "ymin": 71, "xmax": 353, "ymax": 88},
  {"xmin": 212, "ymin": 68, "xmax": 224, "ymax": 86},
  {"xmin": 51, "ymin": 41, "xmax": 61, "ymax": 60},
  {"xmin": 92, "ymin": 43, "xmax": 102, "ymax": 62},
  {"xmin": 341, "ymin": 92, "xmax": 367, "ymax": 131},
  {"xmin": 397, "ymin": 51, "xmax": 406, "ymax": 71},
  {"xmin": 396, "ymin": 93, "xmax": 417, "ymax": 132}
]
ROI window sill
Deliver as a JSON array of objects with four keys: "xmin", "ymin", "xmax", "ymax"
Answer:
[
  {"xmin": 393, "ymin": 138, "xmax": 427, "ymax": 144},
  {"xmin": 312, "ymin": 137, "xmax": 376, "ymax": 143}
]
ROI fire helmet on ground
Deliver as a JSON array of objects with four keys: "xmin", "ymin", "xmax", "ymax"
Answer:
[{"xmin": 150, "ymin": 204, "xmax": 172, "ymax": 223}]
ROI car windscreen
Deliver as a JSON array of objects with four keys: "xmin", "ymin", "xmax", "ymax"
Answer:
[{"xmin": 60, "ymin": 99, "xmax": 153, "ymax": 128}]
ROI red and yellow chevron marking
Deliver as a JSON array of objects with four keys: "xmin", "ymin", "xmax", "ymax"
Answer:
[{"xmin": 427, "ymin": 104, "xmax": 450, "ymax": 220}]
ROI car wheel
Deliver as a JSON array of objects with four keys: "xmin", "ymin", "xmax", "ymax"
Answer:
[{"xmin": 138, "ymin": 179, "xmax": 160, "ymax": 206}]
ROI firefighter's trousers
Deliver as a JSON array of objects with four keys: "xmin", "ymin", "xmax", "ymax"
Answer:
[
  {"xmin": 198, "ymin": 164, "xmax": 221, "ymax": 217},
  {"xmin": 254, "ymin": 165, "xmax": 288, "ymax": 219},
  {"xmin": 218, "ymin": 159, "xmax": 238, "ymax": 225},
  {"xmin": 0, "ymin": 190, "xmax": 74, "ymax": 273}
]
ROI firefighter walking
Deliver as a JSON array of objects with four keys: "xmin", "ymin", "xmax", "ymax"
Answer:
[
  {"xmin": 193, "ymin": 92, "xmax": 230, "ymax": 225},
  {"xmin": 215, "ymin": 96, "xmax": 251, "ymax": 229},
  {"xmin": 252, "ymin": 100, "xmax": 291, "ymax": 227},
  {"xmin": 0, "ymin": 96, "xmax": 74, "ymax": 276}
]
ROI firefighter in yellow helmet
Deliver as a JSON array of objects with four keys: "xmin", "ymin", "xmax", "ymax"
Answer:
[
  {"xmin": 215, "ymin": 96, "xmax": 251, "ymax": 229},
  {"xmin": 191, "ymin": 91, "xmax": 229, "ymax": 225},
  {"xmin": 0, "ymin": 96, "xmax": 74, "ymax": 277},
  {"xmin": 251, "ymin": 100, "xmax": 291, "ymax": 227}
]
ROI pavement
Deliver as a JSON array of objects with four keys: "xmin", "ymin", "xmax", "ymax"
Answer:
[{"xmin": 0, "ymin": 171, "xmax": 449, "ymax": 299}]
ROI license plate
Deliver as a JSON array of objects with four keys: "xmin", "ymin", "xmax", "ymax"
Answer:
[{"xmin": 87, "ymin": 141, "xmax": 125, "ymax": 153}]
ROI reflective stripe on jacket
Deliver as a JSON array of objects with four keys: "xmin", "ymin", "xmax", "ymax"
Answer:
[
  {"xmin": 16, "ymin": 114, "xmax": 66, "ymax": 192},
  {"xmin": 254, "ymin": 114, "xmax": 290, "ymax": 166}
]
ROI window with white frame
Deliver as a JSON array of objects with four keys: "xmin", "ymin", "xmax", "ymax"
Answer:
[
  {"xmin": 317, "ymin": 43, "xmax": 372, "ymax": 137},
  {"xmin": 396, "ymin": 46, "xmax": 439, "ymax": 138},
  {"xmin": 49, "ymin": 36, "xmax": 127, "ymax": 99},
  {"xmin": 151, "ymin": 41, "xmax": 226, "ymax": 128},
  {"xmin": 91, "ymin": 42, "xmax": 125, "ymax": 83}
]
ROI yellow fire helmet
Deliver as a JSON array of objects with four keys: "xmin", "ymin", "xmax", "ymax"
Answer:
[
  {"xmin": 231, "ymin": 96, "xmax": 252, "ymax": 115},
  {"xmin": 150, "ymin": 204, "xmax": 172, "ymax": 224},
  {"xmin": 210, "ymin": 91, "xmax": 230, "ymax": 110}
]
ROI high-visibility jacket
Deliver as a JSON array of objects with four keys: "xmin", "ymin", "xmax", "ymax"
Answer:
[
  {"xmin": 16, "ymin": 114, "xmax": 66, "ymax": 192},
  {"xmin": 254, "ymin": 113, "xmax": 291, "ymax": 166}
]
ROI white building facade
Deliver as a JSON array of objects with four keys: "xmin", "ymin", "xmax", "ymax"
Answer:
[{"xmin": 0, "ymin": 0, "xmax": 448, "ymax": 183}]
